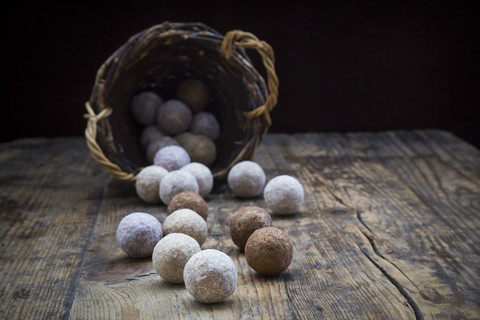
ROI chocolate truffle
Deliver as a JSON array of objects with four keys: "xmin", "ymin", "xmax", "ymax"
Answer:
[
  {"xmin": 139, "ymin": 125, "xmax": 164, "ymax": 148},
  {"xmin": 264, "ymin": 175, "xmax": 304, "ymax": 214},
  {"xmin": 230, "ymin": 206, "xmax": 272, "ymax": 250},
  {"xmin": 190, "ymin": 112, "xmax": 220, "ymax": 141},
  {"xmin": 245, "ymin": 227, "xmax": 293, "ymax": 276},
  {"xmin": 153, "ymin": 145, "xmax": 190, "ymax": 171},
  {"xmin": 159, "ymin": 170, "xmax": 199, "ymax": 205},
  {"xmin": 181, "ymin": 162, "xmax": 213, "ymax": 197},
  {"xmin": 157, "ymin": 99, "xmax": 192, "ymax": 135},
  {"xmin": 116, "ymin": 212, "xmax": 163, "ymax": 258},
  {"xmin": 176, "ymin": 79, "xmax": 210, "ymax": 113},
  {"xmin": 152, "ymin": 233, "xmax": 201, "ymax": 283},
  {"xmin": 167, "ymin": 191, "xmax": 209, "ymax": 221},
  {"xmin": 131, "ymin": 91, "xmax": 163, "ymax": 126},
  {"xmin": 184, "ymin": 249, "xmax": 237, "ymax": 303},
  {"xmin": 162, "ymin": 208, "xmax": 207, "ymax": 245},
  {"xmin": 176, "ymin": 134, "xmax": 216, "ymax": 167},
  {"xmin": 227, "ymin": 161, "xmax": 266, "ymax": 198},
  {"xmin": 135, "ymin": 165, "xmax": 168, "ymax": 203}
]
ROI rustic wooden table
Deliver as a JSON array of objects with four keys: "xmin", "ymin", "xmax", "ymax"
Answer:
[{"xmin": 0, "ymin": 131, "xmax": 479, "ymax": 320}]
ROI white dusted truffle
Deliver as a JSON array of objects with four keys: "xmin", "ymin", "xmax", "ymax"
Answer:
[
  {"xmin": 190, "ymin": 112, "xmax": 220, "ymax": 141},
  {"xmin": 162, "ymin": 209, "xmax": 207, "ymax": 245},
  {"xmin": 227, "ymin": 161, "xmax": 266, "ymax": 198},
  {"xmin": 157, "ymin": 99, "xmax": 192, "ymax": 135},
  {"xmin": 152, "ymin": 233, "xmax": 201, "ymax": 283},
  {"xmin": 135, "ymin": 165, "xmax": 168, "ymax": 203},
  {"xmin": 153, "ymin": 145, "xmax": 190, "ymax": 171},
  {"xmin": 116, "ymin": 212, "xmax": 163, "ymax": 258},
  {"xmin": 146, "ymin": 136, "xmax": 179, "ymax": 164},
  {"xmin": 131, "ymin": 91, "xmax": 163, "ymax": 126},
  {"xmin": 181, "ymin": 162, "xmax": 213, "ymax": 197},
  {"xmin": 159, "ymin": 170, "xmax": 199, "ymax": 205},
  {"xmin": 139, "ymin": 125, "xmax": 164, "ymax": 148},
  {"xmin": 264, "ymin": 175, "xmax": 304, "ymax": 214},
  {"xmin": 184, "ymin": 249, "xmax": 237, "ymax": 303}
]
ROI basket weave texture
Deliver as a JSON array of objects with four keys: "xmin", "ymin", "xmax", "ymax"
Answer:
[{"xmin": 84, "ymin": 22, "xmax": 278, "ymax": 185}]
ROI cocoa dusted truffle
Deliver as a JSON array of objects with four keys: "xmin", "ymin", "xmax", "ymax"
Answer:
[
  {"xmin": 157, "ymin": 99, "xmax": 192, "ymax": 135},
  {"xmin": 176, "ymin": 79, "xmax": 210, "ymax": 113},
  {"xmin": 245, "ymin": 227, "xmax": 293, "ymax": 275},
  {"xmin": 167, "ymin": 191, "xmax": 209, "ymax": 221},
  {"xmin": 230, "ymin": 206, "xmax": 272, "ymax": 250}
]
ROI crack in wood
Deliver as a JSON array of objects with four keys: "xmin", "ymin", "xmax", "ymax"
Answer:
[{"xmin": 357, "ymin": 241, "xmax": 424, "ymax": 320}]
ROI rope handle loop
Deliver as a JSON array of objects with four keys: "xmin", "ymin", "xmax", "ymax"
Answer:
[
  {"xmin": 221, "ymin": 30, "xmax": 279, "ymax": 126},
  {"xmin": 84, "ymin": 102, "xmax": 137, "ymax": 184}
]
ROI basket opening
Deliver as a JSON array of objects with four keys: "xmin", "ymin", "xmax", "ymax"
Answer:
[{"xmin": 93, "ymin": 23, "xmax": 268, "ymax": 183}]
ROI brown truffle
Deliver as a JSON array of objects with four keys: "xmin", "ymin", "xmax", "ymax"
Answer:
[
  {"xmin": 167, "ymin": 191, "xmax": 209, "ymax": 221},
  {"xmin": 245, "ymin": 227, "xmax": 293, "ymax": 276},
  {"xmin": 230, "ymin": 206, "xmax": 272, "ymax": 250},
  {"xmin": 176, "ymin": 133, "xmax": 216, "ymax": 167},
  {"xmin": 176, "ymin": 79, "xmax": 210, "ymax": 113}
]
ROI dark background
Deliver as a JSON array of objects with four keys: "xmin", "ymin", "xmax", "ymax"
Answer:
[{"xmin": 3, "ymin": 1, "xmax": 480, "ymax": 147}]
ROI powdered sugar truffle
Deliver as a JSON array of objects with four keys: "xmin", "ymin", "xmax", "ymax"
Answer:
[
  {"xmin": 157, "ymin": 99, "xmax": 192, "ymax": 135},
  {"xmin": 152, "ymin": 233, "xmax": 201, "ymax": 283},
  {"xmin": 162, "ymin": 209, "xmax": 207, "ymax": 245},
  {"xmin": 135, "ymin": 165, "xmax": 168, "ymax": 203},
  {"xmin": 184, "ymin": 249, "xmax": 237, "ymax": 303},
  {"xmin": 146, "ymin": 136, "xmax": 179, "ymax": 163},
  {"xmin": 131, "ymin": 91, "xmax": 163, "ymax": 126},
  {"xmin": 181, "ymin": 162, "xmax": 213, "ymax": 197},
  {"xmin": 264, "ymin": 175, "xmax": 304, "ymax": 214},
  {"xmin": 159, "ymin": 170, "xmax": 199, "ymax": 205},
  {"xmin": 140, "ymin": 126, "xmax": 164, "ymax": 148},
  {"xmin": 227, "ymin": 161, "xmax": 266, "ymax": 198},
  {"xmin": 116, "ymin": 212, "xmax": 163, "ymax": 258},
  {"xmin": 154, "ymin": 145, "xmax": 190, "ymax": 171},
  {"xmin": 190, "ymin": 112, "xmax": 220, "ymax": 141}
]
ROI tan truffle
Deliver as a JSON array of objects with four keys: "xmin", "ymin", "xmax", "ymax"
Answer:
[
  {"xmin": 167, "ymin": 191, "xmax": 209, "ymax": 221},
  {"xmin": 176, "ymin": 79, "xmax": 210, "ymax": 113},
  {"xmin": 152, "ymin": 233, "xmax": 201, "ymax": 283},
  {"xmin": 162, "ymin": 208, "xmax": 207, "ymax": 245},
  {"xmin": 245, "ymin": 227, "xmax": 293, "ymax": 276},
  {"xmin": 230, "ymin": 206, "xmax": 272, "ymax": 250},
  {"xmin": 176, "ymin": 133, "xmax": 216, "ymax": 167}
]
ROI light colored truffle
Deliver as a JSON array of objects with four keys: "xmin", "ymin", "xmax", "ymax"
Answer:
[
  {"xmin": 176, "ymin": 134, "xmax": 216, "ymax": 167},
  {"xmin": 190, "ymin": 112, "xmax": 220, "ymax": 141},
  {"xmin": 116, "ymin": 212, "xmax": 163, "ymax": 258},
  {"xmin": 153, "ymin": 145, "xmax": 190, "ymax": 171},
  {"xmin": 167, "ymin": 191, "xmax": 209, "ymax": 221},
  {"xmin": 139, "ymin": 126, "xmax": 164, "ymax": 148},
  {"xmin": 146, "ymin": 136, "xmax": 179, "ymax": 164},
  {"xmin": 245, "ymin": 227, "xmax": 293, "ymax": 275},
  {"xmin": 227, "ymin": 161, "xmax": 266, "ymax": 198},
  {"xmin": 176, "ymin": 79, "xmax": 210, "ymax": 113},
  {"xmin": 181, "ymin": 162, "xmax": 213, "ymax": 197},
  {"xmin": 184, "ymin": 249, "xmax": 237, "ymax": 303},
  {"xmin": 264, "ymin": 175, "xmax": 304, "ymax": 214},
  {"xmin": 159, "ymin": 170, "xmax": 199, "ymax": 205},
  {"xmin": 135, "ymin": 165, "xmax": 168, "ymax": 203},
  {"xmin": 162, "ymin": 208, "xmax": 207, "ymax": 245},
  {"xmin": 157, "ymin": 99, "xmax": 192, "ymax": 135},
  {"xmin": 131, "ymin": 91, "xmax": 163, "ymax": 126},
  {"xmin": 152, "ymin": 233, "xmax": 201, "ymax": 283},
  {"xmin": 230, "ymin": 206, "xmax": 272, "ymax": 250}
]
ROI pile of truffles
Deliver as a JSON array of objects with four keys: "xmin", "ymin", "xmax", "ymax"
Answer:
[
  {"xmin": 113, "ymin": 79, "xmax": 307, "ymax": 304},
  {"xmin": 133, "ymin": 79, "xmax": 220, "ymax": 168}
]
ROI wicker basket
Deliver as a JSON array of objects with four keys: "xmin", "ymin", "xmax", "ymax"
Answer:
[{"xmin": 84, "ymin": 21, "xmax": 278, "ymax": 185}]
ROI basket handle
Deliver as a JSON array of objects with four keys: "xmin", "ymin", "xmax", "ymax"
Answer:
[
  {"xmin": 221, "ymin": 30, "xmax": 279, "ymax": 126},
  {"xmin": 84, "ymin": 102, "xmax": 137, "ymax": 184}
]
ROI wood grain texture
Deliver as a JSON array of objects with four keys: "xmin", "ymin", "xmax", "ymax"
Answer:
[
  {"xmin": 0, "ymin": 138, "xmax": 108, "ymax": 320},
  {"xmin": 1, "ymin": 131, "xmax": 479, "ymax": 320}
]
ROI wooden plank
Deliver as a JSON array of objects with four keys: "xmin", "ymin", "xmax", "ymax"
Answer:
[
  {"xmin": 70, "ymin": 133, "xmax": 428, "ymax": 319},
  {"xmin": 288, "ymin": 131, "xmax": 480, "ymax": 319},
  {"xmin": 0, "ymin": 138, "xmax": 109, "ymax": 320}
]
